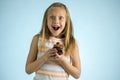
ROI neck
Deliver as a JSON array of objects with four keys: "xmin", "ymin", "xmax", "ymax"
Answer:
[{"xmin": 51, "ymin": 34, "xmax": 65, "ymax": 38}]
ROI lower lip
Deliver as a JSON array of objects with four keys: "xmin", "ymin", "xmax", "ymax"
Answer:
[
  {"xmin": 54, "ymin": 29, "xmax": 58, "ymax": 31},
  {"xmin": 53, "ymin": 28, "xmax": 59, "ymax": 31}
]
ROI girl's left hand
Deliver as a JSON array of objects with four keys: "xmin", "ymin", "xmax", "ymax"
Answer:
[
  {"xmin": 54, "ymin": 52, "xmax": 64, "ymax": 60},
  {"xmin": 49, "ymin": 49, "xmax": 65, "ymax": 65},
  {"xmin": 52, "ymin": 51, "xmax": 65, "ymax": 64}
]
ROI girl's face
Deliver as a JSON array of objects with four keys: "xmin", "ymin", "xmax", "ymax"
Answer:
[{"xmin": 47, "ymin": 7, "xmax": 66, "ymax": 37}]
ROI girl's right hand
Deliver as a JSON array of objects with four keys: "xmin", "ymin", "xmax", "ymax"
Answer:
[{"xmin": 44, "ymin": 48, "xmax": 57, "ymax": 59}]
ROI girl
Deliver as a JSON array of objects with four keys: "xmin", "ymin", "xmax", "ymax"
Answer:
[{"xmin": 25, "ymin": 2, "xmax": 81, "ymax": 80}]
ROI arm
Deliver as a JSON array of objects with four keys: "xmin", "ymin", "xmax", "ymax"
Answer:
[
  {"xmin": 25, "ymin": 35, "xmax": 55, "ymax": 74},
  {"xmin": 55, "ymin": 41, "xmax": 81, "ymax": 79}
]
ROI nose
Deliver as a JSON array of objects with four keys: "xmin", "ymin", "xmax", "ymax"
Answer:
[{"xmin": 53, "ymin": 17, "xmax": 59, "ymax": 24}]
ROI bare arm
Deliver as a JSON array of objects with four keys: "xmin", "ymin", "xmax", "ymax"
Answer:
[{"xmin": 25, "ymin": 35, "xmax": 55, "ymax": 74}]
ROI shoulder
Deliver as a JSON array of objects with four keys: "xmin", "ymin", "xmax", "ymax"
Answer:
[
  {"xmin": 71, "ymin": 38, "xmax": 79, "ymax": 56},
  {"xmin": 33, "ymin": 34, "xmax": 40, "ymax": 39},
  {"xmin": 31, "ymin": 34, "xmax": 40, "ymax": 43},
  {"xmin": 74, "ymin": 39, "xmax": 78, "ymax": 48},
  {"xmin": 74, "ymin": 38, "xmax": 79, "ymax": 51},
  {"xmin": 70, "ymin": 37, "xmax": 78, "ymax": 48}
]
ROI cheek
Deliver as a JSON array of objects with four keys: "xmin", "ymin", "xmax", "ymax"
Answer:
[
  {"xmin": 47, "ymin": 23, "xmax": 51, "ymax": 31},
  {"xmin": 61, "ymin": 21, "xmax": 66, "ymax": 28},
  {"xmin": 47, "ymin": 19, "xmax": 52, "ymax": 27},
  {"xmin": 61, "ymin": 23, "xmax": 66, "ymax": 31}
]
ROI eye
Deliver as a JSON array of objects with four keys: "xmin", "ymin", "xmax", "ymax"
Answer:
[
  {"xmin": 50, "ymin": 16, "xmax": 55, "ymax": 20},
  {"xmin": 59, "ymin": 16, "xmax": 64, "ymax": 20}
]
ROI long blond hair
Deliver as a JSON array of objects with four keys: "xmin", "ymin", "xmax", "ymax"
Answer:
[{"xmin": 39, "ymin": 2, "xmax": 76, "ymax": 55}]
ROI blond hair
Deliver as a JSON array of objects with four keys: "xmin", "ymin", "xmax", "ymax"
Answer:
[{"xmin": 39, "ymin": 2, "xmax": 76, "ymax": 55}]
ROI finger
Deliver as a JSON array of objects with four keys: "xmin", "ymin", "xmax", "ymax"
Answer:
[
  {"xmin": 49, "ymin": 57, "xmax": 55, "ymax": 60},
  {"xmin": 54, "ymin": 53, "xmax": 60, "ymax": 59},
  {"xmin": 50, "ymin": 53, "xmax": 56, "ymax": 57}
]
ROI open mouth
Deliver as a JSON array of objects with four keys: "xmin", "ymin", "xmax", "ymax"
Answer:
[{"xmin": 52, "ymin": 26, "xmax": 60, "ymax": 31}]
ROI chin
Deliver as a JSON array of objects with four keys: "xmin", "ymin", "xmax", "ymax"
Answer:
[{"xmin": 52, "ymin": 33, "xmax": 60, "ymax": 37}]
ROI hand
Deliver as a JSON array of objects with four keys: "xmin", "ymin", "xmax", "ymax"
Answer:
[
  {"xmin": 44, "ymin": 48, "xmax": 57, "ymax": 59},
  {"xmin": 50, "ymin": 49, "xmax": 65, "ymax": 63}
]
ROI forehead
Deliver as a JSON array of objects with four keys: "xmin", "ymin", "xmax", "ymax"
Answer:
[{"xmin": 47, "ymin": 7, "xmax": 66, "ymax": 16}]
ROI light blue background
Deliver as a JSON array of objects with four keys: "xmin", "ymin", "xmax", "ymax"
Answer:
[{"xmin": 0, "ymin": 0, "xmax": 120, "ymax": 80}]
